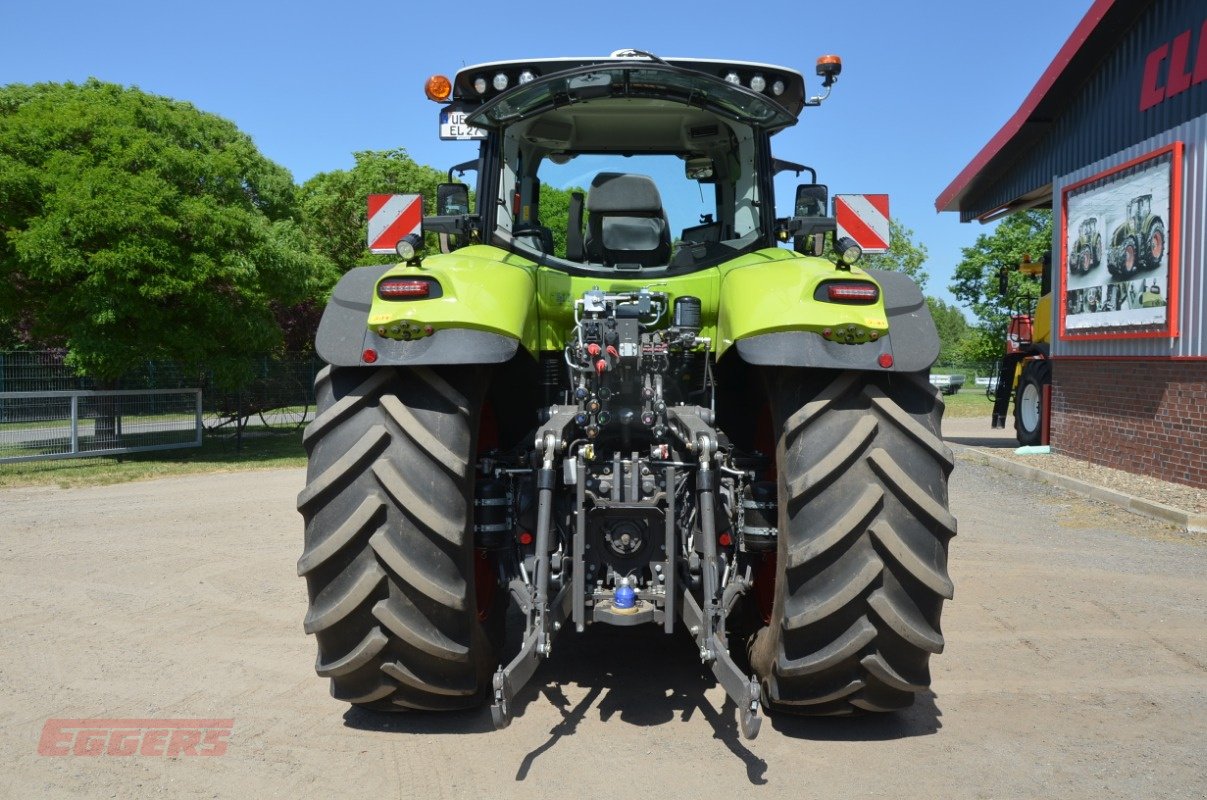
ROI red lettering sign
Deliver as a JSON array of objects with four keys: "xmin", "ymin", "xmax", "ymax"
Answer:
[
  {"xmin": 1139, "ymin": 18, "xmax": 1207, "ymax": 112},
  {"xmin": 1167, "ymin": 31, "xmax": 1194, "ymax": 96},
  {"xmin": 38, "ymin": 719, "xmax": 233, "ymax": 756},
  {"xmin": 1139, "ymin": 44, "xmax": 1169, "ymax": 111}
]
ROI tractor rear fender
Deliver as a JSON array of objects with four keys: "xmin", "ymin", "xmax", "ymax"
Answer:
[
  {"xmin": 315, "ymin": 247, "xmax": 539, "ymax": 367},
  {"xmin": 729, "ymin": 266, "xmax": 940, "ymax": 372}
]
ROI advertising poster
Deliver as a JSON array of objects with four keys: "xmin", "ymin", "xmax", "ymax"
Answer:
[{"xmin": 1061, "ymin": 145, "xmax": 1180, "ymax": 337}]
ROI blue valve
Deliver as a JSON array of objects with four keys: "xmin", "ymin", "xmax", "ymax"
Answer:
[{"xmin": 614, "ymin": 578, "xmax": 636, "ymax": 610}]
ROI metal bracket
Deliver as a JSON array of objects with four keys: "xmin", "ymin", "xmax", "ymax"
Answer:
[
  {"xmin": 680, "ymin": 592, "xmax": 762, "ymax": 740},
  {"xmin": 491, "ymin": 584, "xmax": 571, "ymax": 729}
]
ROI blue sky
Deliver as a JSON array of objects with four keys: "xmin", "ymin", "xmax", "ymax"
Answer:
[{"xmin": 1, "ymin": 0, "xmax": 1094, "ymax": 312}]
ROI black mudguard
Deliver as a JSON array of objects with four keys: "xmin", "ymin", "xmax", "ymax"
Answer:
[
  {"xmin": 734, "ymin": 268, "xmax": 940, "ymax": 373},
  {"xmin": 315, "ymin": 265, "xmax": 520, "ymax": 367}
]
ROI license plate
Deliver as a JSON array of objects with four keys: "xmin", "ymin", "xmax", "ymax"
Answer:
[{"xmin": 439, "ymin": 110, "xmax": 487, "ymax": 141}]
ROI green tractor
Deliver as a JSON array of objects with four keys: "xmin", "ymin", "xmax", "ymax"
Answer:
[
  {"xmin": 297, "ymin": 51, "xmax": 954, "ymax": 738},
  {"xmin": 1068, "ymin": 217, "xmax": 1101, "ymax": 275},
  {"xmin": 1107, "ymin": 194, "xmax": 1165, "ymax": 278}
]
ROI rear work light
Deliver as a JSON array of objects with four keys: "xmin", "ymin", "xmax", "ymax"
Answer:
[
  {"xmin": 377, "ymin": 279, "xmax": 432, "ymax": 300},
  {"xmin": 823, "ymin": 282, "xmax": 879, "ymax": 304}
]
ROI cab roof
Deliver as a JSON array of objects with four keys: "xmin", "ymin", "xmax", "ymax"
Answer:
[{"xmin": 451, "ymin": 54, "xmax": 808, "ymax": 121}]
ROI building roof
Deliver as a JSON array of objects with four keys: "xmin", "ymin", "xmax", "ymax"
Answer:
[{"xmin": 935, "ymin": 0, "xmax": 1148, "ymax": 219}]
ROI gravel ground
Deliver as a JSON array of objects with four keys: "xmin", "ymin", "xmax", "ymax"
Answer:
[
  {"xmin": 1, "ymin": 462, "xmax": 1205, "ymax": 799},
  {"xmin": 942, "ymin": 416, "xmax": 1207, "ymax": 515}
]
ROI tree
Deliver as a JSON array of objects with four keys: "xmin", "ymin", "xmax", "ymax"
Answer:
[
  {"xmin": 298, "ymin": 149, "xmax": 447, "ymax": 273},
  {"xmin": 0, "ymin": 80, "xmax": 333, "ymax": 385},
  {"xmin": 925, "ymin": 296, "xmax": 971, "ymax": 364},
  {"xmin": 537, "ymin": 182, "xmax": 580, "ymax": 258},
  {"xmin": 951, "ymin": 327, "xmax": 1006, "ymax": 369},
  {"xmin": 949, "ymin": 209, "xmax": 1052, "ymax": 337}
]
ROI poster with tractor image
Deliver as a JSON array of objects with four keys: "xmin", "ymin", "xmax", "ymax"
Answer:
[{"xmin": 1062, "ymin": 146, "xmax": 1176, "ymax": 335}]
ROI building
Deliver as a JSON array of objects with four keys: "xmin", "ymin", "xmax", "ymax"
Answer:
[{"xmin": 937, "ymin": 0, "xmax": 1207, "ymax": 489}]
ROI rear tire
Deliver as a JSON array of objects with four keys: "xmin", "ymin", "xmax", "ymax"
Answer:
[
  {"xmin": 750, "ymin": 370, "xmax": 956, "ymax": 715},
  {"xmin": 297, "ymin": 365, "xmax": 500, "ymax": 711},
  {"xmin": 1146, "ymin": 220, "xmax": 1165, "ymax": 269}
]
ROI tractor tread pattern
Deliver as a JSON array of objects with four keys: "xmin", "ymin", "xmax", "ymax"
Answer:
[
  {"xmin": 751, "ymin": 369, "xmax": 954, "ymax": 715},
  {"xmin": 298, "ymin": 365, "xmax": 494, "ymax": 711},
  {"xmin": 316, "ymin": 627, "xmax": 390, "ymax": 678}
]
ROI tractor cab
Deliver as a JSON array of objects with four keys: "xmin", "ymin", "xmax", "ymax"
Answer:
[
  {"xmin": 1128, "ymin": 193, "xmax": 1152, "ymax": 225},
  {"xmin": 424, "ymin": 52, "xmax": 845, "ymax": 274}
]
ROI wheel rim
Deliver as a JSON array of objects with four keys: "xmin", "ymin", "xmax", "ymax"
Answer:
[
  {"xmin": 1125, "ymin": 244, "xmax": 1136, "ymax": 271},
  {"xmin": 259, "ymin": 404, "xmax": 309, "ymax": 431},
  {"xmin": 1151, "ymin": 229, "xmax": 1164, "ymax": 260},
  {"xmin": 1020, "ymin": 382, "xmax": 1042, "ymax": 434}
]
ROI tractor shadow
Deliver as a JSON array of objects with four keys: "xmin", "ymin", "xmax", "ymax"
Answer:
[
  {"xmin": 342, "ymin": 618, "xmax": 942, "ymax": 785},
  {"xmin": 506, "ymin": 622, "xmax": 943, "ymax": 784},
  {"xmin": 507, "ymin": 622, "xmax": 770, "ymax": 783}
]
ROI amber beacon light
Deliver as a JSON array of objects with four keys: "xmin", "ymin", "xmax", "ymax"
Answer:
[{"xmin": 425, "ymin": 74, "xmax": 453, "ymax": 102}]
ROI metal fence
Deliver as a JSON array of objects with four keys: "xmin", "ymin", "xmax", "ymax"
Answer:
[
  {"xmin": 0, "ymin": 351, "xmax": 319, "ymax": 419},
  {"xmin": 0, "ymin": 389, "xmax": 202, "ymax": 463},
  {"xmin": 0, "ymin": 351, "xmax": 322, "ymax": 461}
]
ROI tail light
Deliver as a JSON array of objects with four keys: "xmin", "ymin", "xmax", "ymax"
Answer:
[
  {"xmin": 377, "ymin": 278, "xmax": 435, "ymax": 300},
  {"xmin": 818, "ymin": 281, "xmax": 879, "ymax": 304}
]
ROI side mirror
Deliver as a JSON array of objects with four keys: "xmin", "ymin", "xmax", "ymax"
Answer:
[
  {"xmin": 685, "ymin": 157, "xmax": 715, "ymax": 182},
  {"xmin": 795, "ymin": 184, "xmax": 829, "ymax": 219},
  {"xmin": 436, "ymin": 183, "xmax": 470, "ymax": 216}
]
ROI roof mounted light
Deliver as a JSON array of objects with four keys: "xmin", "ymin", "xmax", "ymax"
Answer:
[
  {"xmin": 518, "ymin": 69, "xmax": 537, "ymax": 84},
  {"xmin": 749, "ymin": 74, "xmax": 766, "ymax": 93},
  {"xmin": 492, "ymin": 72, "xmax": 509, "ymax": 91},
  {"xmin": 816, "ymin": 55, "xmax": 842, "ymax": 87},
  {"xmin": 771, "ymin": 79, "xmax": 785, "ymax": 96},
  {"xmin": 806, "ymin": 54, "xmax": 844, "ymax": 106},
  {"xmin": 473, "ymin": 76, "xmax": 488, "ymax": 95},
  {"xmin": 424, "ymin": 75, "xmax": 452, "ymax": 103},
  {"xmin": 723, "ymin": 71, "xmax": 740, "ymax": 85}
]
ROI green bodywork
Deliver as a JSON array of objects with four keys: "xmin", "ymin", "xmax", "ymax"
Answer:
[{"xmin": 368, "ymin": 244, "xmax": 889, "ymax": 357}]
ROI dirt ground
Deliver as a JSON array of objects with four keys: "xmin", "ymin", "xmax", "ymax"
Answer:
[{"xmin": 1, "ymin": 460, "xmax": 1204, "ymax": 799}]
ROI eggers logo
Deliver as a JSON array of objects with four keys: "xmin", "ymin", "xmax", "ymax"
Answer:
[{"xmin": 38, "ymin": 719, "xmax": 233, "ymax": 756}]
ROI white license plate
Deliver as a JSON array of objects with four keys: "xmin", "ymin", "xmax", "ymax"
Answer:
[{"xmin": 439, "ymin": 110, "xmax": 487, "ymax": 141}]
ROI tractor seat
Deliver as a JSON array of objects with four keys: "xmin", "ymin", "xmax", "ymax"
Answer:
[{"xmin": 583, "ymin": 173, "xmax": 671, "ymax": 268}]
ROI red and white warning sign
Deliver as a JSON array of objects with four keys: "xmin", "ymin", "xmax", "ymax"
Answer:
[
  {"xmin": 834, "ymin": 194, "xmax": 890, "ymax": 254},
  {"xmin": 367, "ymin": 194, "xmax": 423, "ymax": 254}
]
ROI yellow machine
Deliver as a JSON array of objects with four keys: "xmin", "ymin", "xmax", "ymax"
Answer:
[{"xmin": 991, "ymin": 255, "xmax": 1051, "ymax": 445}]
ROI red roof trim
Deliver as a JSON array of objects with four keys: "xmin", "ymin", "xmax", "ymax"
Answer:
[{"xmin": 935, "ymin": 0, "xmax": 1117, "ymax": 214}]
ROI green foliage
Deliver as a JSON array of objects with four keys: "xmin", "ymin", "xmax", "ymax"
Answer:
[
  {"xmin": 949, "ymin": 209, "xmax": 1052, "ymax": 338},
  {"xmin": 950, "ymin": 326, "xmax": 1006, "ymax": 368},
  {"xmin": 537, "ymin": 183, "xmax": 580, "ymax": 258},
  {"xmin": 298, "ymin": 148, "xmax": 447, "ymax": 273},
  {"xmin": 0, "ymin": 80, "xmax": 334, "ymax": 385},
  {"xmin": 925, "ymin": 296, "xmax": 971, "ymax": 364}
]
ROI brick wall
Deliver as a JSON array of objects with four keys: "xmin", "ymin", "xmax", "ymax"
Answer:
[{"xmin": 1051, "ymin": 359, "xmax": 1207, "ymax": 489}]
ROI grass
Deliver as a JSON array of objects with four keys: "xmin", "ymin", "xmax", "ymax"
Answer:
[
  {"xmin": 0, "ymin": 430, "xmax": 306, "ymax": 489},
  {"xmin": 0, "ymin": 389, "xmax": 989, "ymax": 489},
  {"xmin": 941, "ymin": 389, "xmax": 996, "ymax": 418}
]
